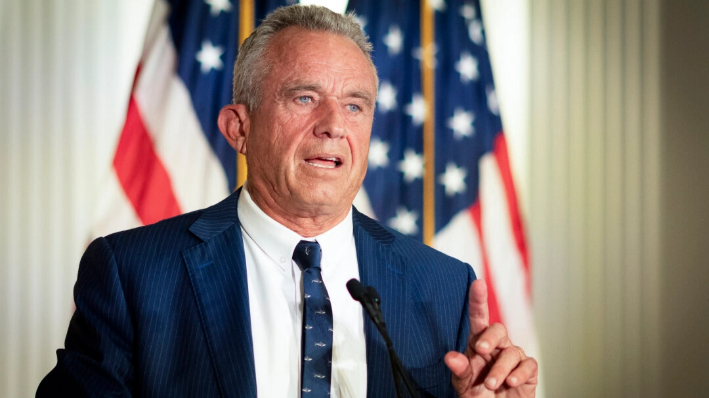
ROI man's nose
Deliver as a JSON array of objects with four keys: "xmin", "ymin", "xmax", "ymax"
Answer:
[{"xmin": 314, "ymin": 98, "xmax": 347, "ymax": 139}]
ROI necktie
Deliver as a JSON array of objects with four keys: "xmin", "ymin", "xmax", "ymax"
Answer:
[{"xmin": 293, "ymin": 240, "xmax": 333, "ymax": 397}]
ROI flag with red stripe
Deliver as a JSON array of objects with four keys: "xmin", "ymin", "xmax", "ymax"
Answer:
[
  {"xmin": 92, "ymin": 0, "xmax": 288, "ymax": 238},
  {"xmin": 347, "ymin": 0, "xmax": 543, "ymax": 385}
]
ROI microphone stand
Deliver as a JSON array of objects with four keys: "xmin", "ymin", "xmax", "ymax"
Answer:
[{"xmin": 347, "ymin": 280, "xmax": 420, "ymax": 398}]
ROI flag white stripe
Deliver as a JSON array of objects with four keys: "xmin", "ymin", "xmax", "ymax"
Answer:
[
  {"xmin": 91, "ymin": 168, "xmax": 143, "ymax": 238},
  {"xmin": 353, "ymin": 187, "xmax": 376, "ymax": 220},
  {"xmin": 134, "ymin": 23, "xmax": 229, "ymax": 213},
  {"xmin": 91, "ymin": 0, "xmax": 227, "ymax": 239},
  {"xmin": 479, "ymin": 152, "xmax": 541, "ymax": 359},
  {"xmin": 433, "ymin": 208, "xmax": 484, "ymax": 280}
]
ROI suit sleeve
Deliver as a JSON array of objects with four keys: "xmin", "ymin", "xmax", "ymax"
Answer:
[
  {"xmin": 455, "ymin": 264, "xmax": 476, "ymax": 354},
  {"xmin": 37, "ymin": 237, "xmax": 134, "ymax": 397}
]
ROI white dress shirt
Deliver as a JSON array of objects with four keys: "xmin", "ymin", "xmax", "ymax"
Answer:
[{"xmin": 238, "ymin": 187, "xmax": 367, "ymax": 397}]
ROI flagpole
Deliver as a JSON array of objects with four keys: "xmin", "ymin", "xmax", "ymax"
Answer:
[
  {"xmin": 421, "ymin": 0, "xmax": 435, "ymax": 246},
  {"xmin": 236, "ymin": 0, "xmax": 254, "ymax": 189}
]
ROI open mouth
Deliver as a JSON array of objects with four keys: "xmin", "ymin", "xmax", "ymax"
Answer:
[{"xmin": 305, "ymin": 156, "xmax": 342, "ymax": 169}]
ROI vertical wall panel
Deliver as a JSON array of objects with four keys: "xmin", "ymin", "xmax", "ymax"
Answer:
[
  {"xmin": 530, "ymin": 0, "xmax": 661, "ymax": 397},
  {"xmin": 2, "ymin": 3, "xmax": 23, "ymax": 397},
  {"xmin": 641, "ymin": 1, "xmax": 661, "ymax": 397},
  {"xmin": 659, "ymin": 1, "xmax": 709, "ymax": 396},
  {"xmin": 549, "ymin": 0, "xmax": 572, "ymax": 393},
  {"xmin": 621, "ymin": 0, "xmax": 643, "ymax": 396},
  {"xmin": 31, "ymin": 0, "xmax": 49, "ymax": 388},
  {"xmin": 45, "ymin": 0, "xmax": 67, "ymax": 368},
  {"xmin": 567, "ymin": 0, "xmax": 588, "ymax": 394},
  {"xmin": 603, "ymin": 1, "xmax": 624, "ymax": 396},
  {"xmin": 584, "ymin": 0, "xmax": 607, "ymax": 396},
  {"xmin": 529, "ymin": 0, "xmax": 555, "ymax": 391}
]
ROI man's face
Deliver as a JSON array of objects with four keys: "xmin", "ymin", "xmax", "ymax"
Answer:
[{"xmin": 244, "ymin": 27, "xmax": 377, "ymax": 223}]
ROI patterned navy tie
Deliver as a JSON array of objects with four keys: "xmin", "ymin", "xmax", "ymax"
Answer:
[{"xmin": 293, "ymin": 240, "xmax": 333, "ymax": 397}]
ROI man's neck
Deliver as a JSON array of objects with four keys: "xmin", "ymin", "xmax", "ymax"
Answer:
[{"xmin": 245, "ymin": 184, "xmax": 351, "ymax": 238}]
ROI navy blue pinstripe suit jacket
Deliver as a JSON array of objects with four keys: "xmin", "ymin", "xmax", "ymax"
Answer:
[{"xmin": 38, "ymin": 190, "xmax": 475, "ymax": 397}]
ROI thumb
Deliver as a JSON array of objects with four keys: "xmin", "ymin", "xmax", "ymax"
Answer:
[{"xmin": 445, "ymin": 351, "xmax": 472, "ymax": 393}]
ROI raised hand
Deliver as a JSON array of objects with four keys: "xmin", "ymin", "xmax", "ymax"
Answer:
[{"xmin": 444, "ymin": 280, "xmax": 538, "ymax": 397}]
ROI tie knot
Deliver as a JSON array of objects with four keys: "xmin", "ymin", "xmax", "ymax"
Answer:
[{"xmin": 293, "ymin": 240, "xmax": 322, "ymax": 271}]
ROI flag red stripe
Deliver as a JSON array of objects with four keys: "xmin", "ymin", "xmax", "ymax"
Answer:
[
  {"xmin": 113, "ymin": 94, "xmax": 182, "ymax": 225},
  {"xmin": 469, "ymin": 200, "xmax": 503, "ymax": 325},
  {"xmin": 493, "ymin": 133, "xmax": 532, "ymax": 296}
]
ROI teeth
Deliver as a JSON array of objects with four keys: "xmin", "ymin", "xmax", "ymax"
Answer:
[
  {"xmin": 306, "ymin": 161, "xmax": 336, "ymax": 169},
  {"xmin": 305, "ymin": 157, "xmax": 340, "ymax": 169}
]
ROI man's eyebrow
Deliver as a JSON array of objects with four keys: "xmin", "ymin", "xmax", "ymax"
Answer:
[
  {"xmin": 282, "ymin": 83, "xmax": 321, "ymax": 96},
  {"xmin": 348, "ymin": 90, "xmax": 375, "ymax": 108}
]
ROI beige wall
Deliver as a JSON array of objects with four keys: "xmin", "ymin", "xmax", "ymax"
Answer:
[
  {"xmin": 660, "ymin": 1, "xmax": 709, "ymax": 396},
  {"xmin": 529, "ymin": 0, "xmax": 709, "ymax": 396},
  {"xmin": 0, "ymin": 1, "xmax": 153, "ymax": 396},
  {"xmin": 529, "ymin": 0, "xmax": 662, "ymax": 396}
]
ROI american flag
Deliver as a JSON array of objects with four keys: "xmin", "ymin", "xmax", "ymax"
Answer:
[
  {"xmin": 92, "ymin": 0, "xmax": 542, "ymax": 389},
  {"xmin": 91, "ymin": 0, "xmax": 290, "ymax": 237},
  {"xmin": 347, "ymin": 0, "xmax": 543, "ymax": 374}
]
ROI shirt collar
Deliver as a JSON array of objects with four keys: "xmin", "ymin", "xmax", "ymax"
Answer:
[{"xmin": 237, "ymin": 184, "xmax": 353, "ymax": 271}]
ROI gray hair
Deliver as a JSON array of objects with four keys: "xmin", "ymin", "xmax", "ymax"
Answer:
[{"xmin": 232, "ymin": 4, "xmax": 377, "ymax": 111}]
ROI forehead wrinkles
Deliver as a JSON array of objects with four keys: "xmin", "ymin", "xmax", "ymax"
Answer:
[{"xmin": 264, "ymin": 28, "xmax": 376, "ymax": 93}]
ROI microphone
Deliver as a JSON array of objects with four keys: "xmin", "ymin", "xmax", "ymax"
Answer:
[
  {"xmin": 345, "ymin": 278, "xmax": 368, "ymax": 301},
  {"xmin": 347, "ymin": 279, "xmax": 420, "ymax": 398},
  {"xmin": 346, "ymin": 279, "xmax": 386, "ymax": 329},
  {"xmin": 366, "ymin": 286, "xmax": 381, "ymax": 308}
]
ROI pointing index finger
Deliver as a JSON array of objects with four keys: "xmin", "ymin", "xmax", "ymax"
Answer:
[{"xmin": 469, "ymin": 279, "xmax": 489, "ymax": 337}]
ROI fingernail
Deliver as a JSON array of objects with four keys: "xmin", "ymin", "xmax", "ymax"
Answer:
[
  {"xmin": 476, "ymin": 341, "xmax": 489, "ymax": 350},
  {"xmin": 486, "ymin": 377, "xmax": 497, "ymax": 389},
  {"xmin": 509, "ymin": 376, "xmax": 518, "ymax": 385}
]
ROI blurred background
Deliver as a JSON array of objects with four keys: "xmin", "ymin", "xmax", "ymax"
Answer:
[{"xmin": 1, "ymin": 0, "xmax": 708, "ymax": 397}]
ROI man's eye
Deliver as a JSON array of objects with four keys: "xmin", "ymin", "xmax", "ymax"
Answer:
[
  {"xmin": 297, "ymin": 96, "xmax": 312, "ymax": 104},
  {"xmin": 347, "ymin": 104, "xmax": 361, "ymax": 112}
]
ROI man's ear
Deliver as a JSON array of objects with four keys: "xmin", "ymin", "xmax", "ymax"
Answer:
[{"xmin": 217, "ymin": 104, "xmax": 250, "ymax": 155}]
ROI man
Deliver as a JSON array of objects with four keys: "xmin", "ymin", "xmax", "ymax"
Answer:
[{"xmin": 38, "ymin": 5, "xmax": 537, "ymax": 397}]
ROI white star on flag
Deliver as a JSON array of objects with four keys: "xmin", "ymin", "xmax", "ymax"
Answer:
[
  {"xmin": 398, "ymin": 149, "xmax": 424, "ymax": 182},
  {"xmin": 383, "ymin": 25, "xmax": 403, "ymax": 56},
  {"xmin": 439, "ymin": 162, "xmax": 468, "ymax": 196},
  {"xmin": 455, "ymin": 52, "xmax": 479, "ymax": 83},
  {"xmin": 353, "ymin": 15, "xmax": 368, "ymax": 31},
  {"xmin": 447, "ymin": 108, "xmax": 475, "ymax": 140},
  {"xmin": 459, "ymin": 4, "xmax": 476, "ymax": 21},
  {"xmin": 405, "ymin": 94, "xmax": 427, "ymax": 126},
  {"xmin": 487, "ymin": 86, "xmax": 500, "ymax": 115},
  {"xmin": 204, "ymin": 0, "xmax": 232, "ymax": 16},
  {"xmin": 388, "ymin": 207, "xmax": 419, "ymax": 235},
  {"xmin": 427, "ymin": 0, "xmax": 447, "ymax": 12},
  {"xmin": 468, "ymin": 20, "xmax": 484, "ymax": 45},
  {"xmin": 196, "ymin": 41, "xmax": 224, "ymax": 73},
  {"xmin": 413, "ymin": 44, "xmax": 439, "ymax": 69},
  {"xmin": 377, "ymin": 81, "xmax": 398, "ymax": 113},
  {"xmin": 368, "ymin": 138, "xmax": 390, "ymax": 169}
]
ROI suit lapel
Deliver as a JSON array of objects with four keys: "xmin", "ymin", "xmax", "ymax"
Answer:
[
  {"xmin": 182, "ymin": 190, "xmax": 257, "ymax": 398},
  {"xmin": 353, "ymin": 208, "xmax": 409, "ymax": 397}
]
